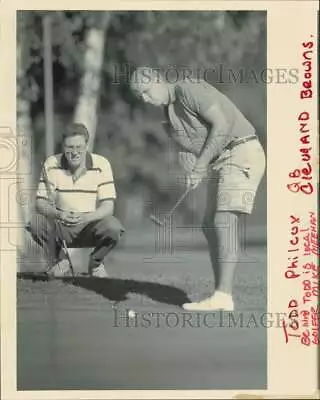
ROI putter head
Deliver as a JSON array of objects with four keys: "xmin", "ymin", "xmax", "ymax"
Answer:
[{"xmin": 149, "ymin": 214, "xmax": 164, "ymax": 227}]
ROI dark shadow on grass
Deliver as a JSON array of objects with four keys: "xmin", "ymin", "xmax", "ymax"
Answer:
[{"xmin": 17, "ymin": 273, "xmax": 190, "ymax": 307}]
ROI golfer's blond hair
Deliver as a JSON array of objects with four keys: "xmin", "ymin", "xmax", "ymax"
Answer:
[{"xmin": 130, "ymin": 67, "xmax": 164, "ymax": 94}]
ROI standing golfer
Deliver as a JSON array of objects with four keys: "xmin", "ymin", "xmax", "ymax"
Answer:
[
  {"xmin": 28, "ymin": 123, "xmax": 124, "ymax": 277},
  {"xmin": 130, "ymin": 67, "xmax": 265, "ymax": 311}
]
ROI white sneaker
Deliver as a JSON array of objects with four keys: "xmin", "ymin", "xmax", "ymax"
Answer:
[
  {"xmin": 47, "ymin": 259, "xmax": 71, "ymax": 277},
  {"xmin": 182, "ymin": 291, "xmax": 234, "ymax": 311},
  {"xmin": 91, "ymin": 263, "xmax": 108, "ymax": 278}
]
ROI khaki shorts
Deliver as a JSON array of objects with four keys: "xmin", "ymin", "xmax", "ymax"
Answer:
[{"xmin": 209, "ymin": 138, "xmax": 266, "ymax": 214}]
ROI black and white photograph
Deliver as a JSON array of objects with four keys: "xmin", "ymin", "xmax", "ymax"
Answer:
[
  {"xmin": 15, "ymin": 10, "xmax": 269, "ymax": 391},
  {"xmin": 1, "ymin": 1, "xmax": 319, "ymax": 398}
]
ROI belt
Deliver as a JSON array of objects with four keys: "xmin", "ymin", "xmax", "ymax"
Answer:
[{"xmin": 224, "ymin": 135, "xmax": 258, "ymax": 152}]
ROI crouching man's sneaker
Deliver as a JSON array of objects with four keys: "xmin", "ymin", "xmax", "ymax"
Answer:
[
  {"xmin": 182, "ymin": 291, "xmax": 234, "ymax": 311},
  {"xmin": 90, "ymin": 263, "xmax": 108, "ymax": 278},
  {"xmin": 47, "ymin": 259, "xmax": 71, "ymax": 277}
]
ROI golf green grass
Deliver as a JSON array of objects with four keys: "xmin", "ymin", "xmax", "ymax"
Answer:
[{"xmin": 17, "ymin": 228, "xmax": 267, "ymax": 390}]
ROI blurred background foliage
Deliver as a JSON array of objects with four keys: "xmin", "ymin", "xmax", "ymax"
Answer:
[{"xmin": 17, "ymin": 11, "xmax": 266, "ymax": 229}]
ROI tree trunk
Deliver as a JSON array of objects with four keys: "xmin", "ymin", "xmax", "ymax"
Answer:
[
  {"xmin": 73, "ymin": 12, "xmax": 110, "ymax": 151},
  {"xmin": 70, "ymin": 13, "xmax": 110, "ymax": 263}
]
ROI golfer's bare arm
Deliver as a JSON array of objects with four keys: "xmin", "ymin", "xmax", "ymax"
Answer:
[{"xmin": 194, "ymin": 104, "xmax": 230, "ymax": 170}]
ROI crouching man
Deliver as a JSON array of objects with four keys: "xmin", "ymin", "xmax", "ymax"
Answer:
[{"xmin": 28, "ymin": 122, "xmax": 124, "ymax": 278}]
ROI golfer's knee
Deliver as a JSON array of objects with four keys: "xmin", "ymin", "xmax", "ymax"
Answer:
[
  {"xmin": 213, "ymin": 211, "xmax": 237, "ymax": 228},
  {"xmin": 202, "ymin": 211, "xmax": 238, "ymax": 240},
  {"xmin": 201, "ymin": 212, "xmax": 230, "ymax": 235}
]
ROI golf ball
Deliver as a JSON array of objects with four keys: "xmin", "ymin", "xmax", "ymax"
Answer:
[{"xmin": 128, "ymin": 310, "xmax": 136, "ymax": 318}]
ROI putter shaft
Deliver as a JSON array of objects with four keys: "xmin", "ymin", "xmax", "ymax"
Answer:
[{"xmin": 150, "ymin": 186, "xmax": 192, "ymax": 226}]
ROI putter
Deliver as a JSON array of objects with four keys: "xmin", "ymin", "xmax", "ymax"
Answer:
[
  {"xmin": 41, "ymin": 164, "xmax": 76, "ymax": 282},
  {"xmin": 56, "ymin": 222, "xmax": 76, "ymax": 282},
  {"xmin": 150, "ymin": 186, "xmax": 193, "ymax": 227}
]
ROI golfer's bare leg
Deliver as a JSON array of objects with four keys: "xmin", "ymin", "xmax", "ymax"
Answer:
[
  {"xmin": 183, "ymin": 211, "xmax": 238, "ymax": 311},
  {"xmin": 206, "ymin": 211, "xmax": 240, "ymax": 291},
  {"xmin": 182, "ymin": 166, "xmax": 239, "ymax": 311}
]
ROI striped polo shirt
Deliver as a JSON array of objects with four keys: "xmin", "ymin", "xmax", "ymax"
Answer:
[
  {"xmin": 36, "ymin": 152, "xmax": 116, "ymax": 213},
  {"xmin": 164, "ymin": 79, "xmax": 256, "ymax": 157}
]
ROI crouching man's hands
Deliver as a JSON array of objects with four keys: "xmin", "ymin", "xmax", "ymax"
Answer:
[
  {"xmin": 57, "ymin": 210, "xmax": 79, "ymax": 226},
  {"xmin": 57, "ymin": 210, "xmax": 92, "ymax": 226}
]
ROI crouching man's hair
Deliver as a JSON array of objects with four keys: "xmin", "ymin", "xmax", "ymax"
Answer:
[{"xmin": 63, "ymin": 123, "xmax": 89, "ymax": 143}]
